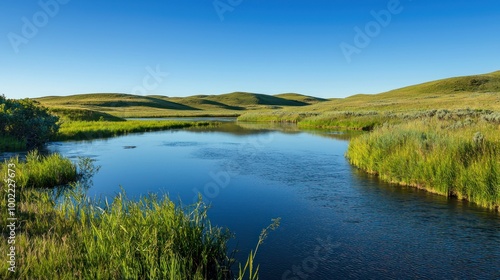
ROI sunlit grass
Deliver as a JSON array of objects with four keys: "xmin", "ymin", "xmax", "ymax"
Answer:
[
  {"xmin": 55, "ymin": 120, "xmax": 216, "ymax": 141},
  {"xmin": 1, "ymin": 150, "xmax": 77, "ymax": 189},
  {"xmin": 346, "ymin": 118, "xmax": 500, "ymax": 210}
]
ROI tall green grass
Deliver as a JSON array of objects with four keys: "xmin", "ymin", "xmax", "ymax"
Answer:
[
  {"xmin": 0, "ymin": 189, "xmax": 276, "ymax": 279},
  {"xmin": 1, "ymin": 150, "xmax": 77, "ymax": 189},
  {"xmin": 0, "ymin": 187, "xmax": 231, "ymax": 279},
  {"xmin": 346, "ymin": 118, "xmax": 500, "ymax": 210},
  {"xmin": 56, "ymin": 120, "xmax": 215, "ymax": 141}
]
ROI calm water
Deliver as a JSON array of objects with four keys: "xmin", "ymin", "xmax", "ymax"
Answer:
[{"xmin": 46, "ymin": 123, "xmax": 500, "ymax": 279}]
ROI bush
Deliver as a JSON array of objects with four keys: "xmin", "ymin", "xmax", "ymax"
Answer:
[{"xmin": 1, "ymin": 95, "xmax": 59, "ymax": 150}]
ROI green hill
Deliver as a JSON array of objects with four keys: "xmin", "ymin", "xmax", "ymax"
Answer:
[
  {"xmin": 304, "ymin": 70, "xmax": 500, "ymax": 112},
  {"xmin": 38, "ymin": 93, "xmax": 198, "ymax": 110},
  {"xmin": 202, "ymin": 92, "xmax": 309, "ymax": 107},
  {"xmin": 274, "ymin": 93, "xmax": 327, "ymax": 104},
  {"xmin": 36, "ymin": 92, "xmax": 314, "ymax": 118},
  {"xmin": 382, "ymin": 71, "xmax": 500, "ymax": 96}
]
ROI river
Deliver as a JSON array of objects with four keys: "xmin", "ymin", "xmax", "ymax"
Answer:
[{"xmin": 46, "ymin": 122, "xmax": 500, "ymax": 279}]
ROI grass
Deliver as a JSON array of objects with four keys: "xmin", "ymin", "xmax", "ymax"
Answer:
[
  {"xmin": 274, "ymin": 93, "xmax": 327, "ymax": 104},
  {"xmin": 0, "ymin": 186, "xmax": 232, "ymax": 279},
  {"xmin": 0, "ymin": 155, "xmax": 278, "ymax": 279},
  {"xmin": 346, "ymin": 117, "xmax": 500, "ymax": 210},
  {"xmin": 1, "ymin": 150, "xmax": 77, "ymax": 189},
  {"xmin": 49, "ymin": 107, "xmax": 126, "ymax": 122},
  {"xmin": 55, "ymin": 120, "xmax": 216, "ymax": 141}
]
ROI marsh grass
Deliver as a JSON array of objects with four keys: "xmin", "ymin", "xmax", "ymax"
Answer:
[
  {"xmin": 346, "ymin": 118, "xmax": 500, "ymax": 210},
  {"xmin": 1, "ymin": 150, "xmax": 77, "ymax": 189},
  {"xmin": 0, "ymin": 187, "xmax": 234, "ymax": 279},
  {"xmin": 55, "ymin": 120, "xmax": 216, "ymax": 141}
]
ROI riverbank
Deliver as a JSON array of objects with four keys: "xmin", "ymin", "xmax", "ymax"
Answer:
[
  {"xmin": 55, "ymin": 120, "xmax": 217, "ymax": 141},
  {"xmin": 346, "ymin": 118, "xmax": 499, "ymax": 211}
]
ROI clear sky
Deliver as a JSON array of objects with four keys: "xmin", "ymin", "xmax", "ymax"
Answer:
[{"xmin": 1, "ymin": 0, "xmax": 499, "ymax": 99}]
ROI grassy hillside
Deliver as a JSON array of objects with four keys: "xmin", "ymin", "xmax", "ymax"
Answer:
[
  {"xmin": 38, "ymin": 93, "xmax": 198, "ymax": 110},
  {"xmin": 203, "ymin": 92, "xmax": 308, "ymax": 106},
  {"xmin": 274, "ymin": 93, "xmax": 327, "ymax": 104},
  {"xmin": 313, "ymin": 71, "xmax": 500, "ymax": 112},
  {"xmin": 37, "ymin": 92, "xmax": 318, "ymax": 118},
  {"xmin": 239, "ymin": 71, "xmax": 500, "ymax": 126},
  {"xmin": 49, "ymin": 107, "xmax": 126, "ymax": 121}
]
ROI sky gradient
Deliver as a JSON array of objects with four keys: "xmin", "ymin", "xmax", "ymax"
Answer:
[{"xmin": 1, "ymin": 0, "xmax": 499, "ymax": 99}]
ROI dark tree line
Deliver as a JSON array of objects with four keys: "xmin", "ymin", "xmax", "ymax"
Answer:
[{"xmin": 0, "ymin": 95, "xmax": 59, "ymax": 150}]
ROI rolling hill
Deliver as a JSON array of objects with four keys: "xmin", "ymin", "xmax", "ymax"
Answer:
[
  {"xmin": 36, "ymin": 92, "xmax": 322, "ymax": 118},
  {"xmin": 35, "ymin": 71, "xmax": 500, "ymax": 118},
  {"xmin": 300, "ymin": 70, "xmax": 500, "ymax": 112}
]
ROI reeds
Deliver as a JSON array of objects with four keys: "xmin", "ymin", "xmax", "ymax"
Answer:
[
  {"xmin": 1, "ymin": 150, "xmax": 77, "ymax": 189},
  {"xmin": 346, "ymin": 118, "xmax": 500, "ymax": 210},
  {"xmin": 0, "ymin": 187, "xmax": 234, "ymax": 279}
]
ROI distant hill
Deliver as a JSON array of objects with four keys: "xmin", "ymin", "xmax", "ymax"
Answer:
[
  {"xmin": 37, "ymin": 93, "xmax": 198, "ymax": 110},
  {"xmin": 36, "ymin": 91, "xmax": 318, "ymax": 118},
  {"xmin": 199, "ymin": 92, "xmax": 309, "ymax": 106},
  {"xmin": 381, "ymin": 70, "xmax": 500, "ymax": 97},
  {"xmin": 36, "ymin": 71, "xmax": 500, "ymax": 118},
  {"xmin": 304, "ymin": 70, "xmax": 500, "ymax": 112},
  {"xmin": 274, "ymin": 93, "xmax": 327, "ymax": 104}
]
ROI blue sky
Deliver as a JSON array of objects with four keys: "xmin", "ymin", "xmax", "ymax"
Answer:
[{"xmin": 1, "ymin": 0, "xmax": 499, "ymax": 99}]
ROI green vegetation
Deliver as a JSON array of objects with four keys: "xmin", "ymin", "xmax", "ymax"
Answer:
[
  {"xmin": 56, "ymin": 120, "xmax": 215, "ymax": 141},
  {"xmin": 274, "ymin": 93, "xmax": 327, "ymax": 104},
  {"xmin": 49, "ymin": 107, "xmax": 126, "ymax": 122},
  {"xmin": 1, "ymin": 96, "xmax": 59, "ymax": 151},
  {"xmin": 346, "ymin": 116, "xmax": 500, "ymax": 210},
  {"xmin": 2, "ymin": 150, "xmax": 77, "ymax": 189}
]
